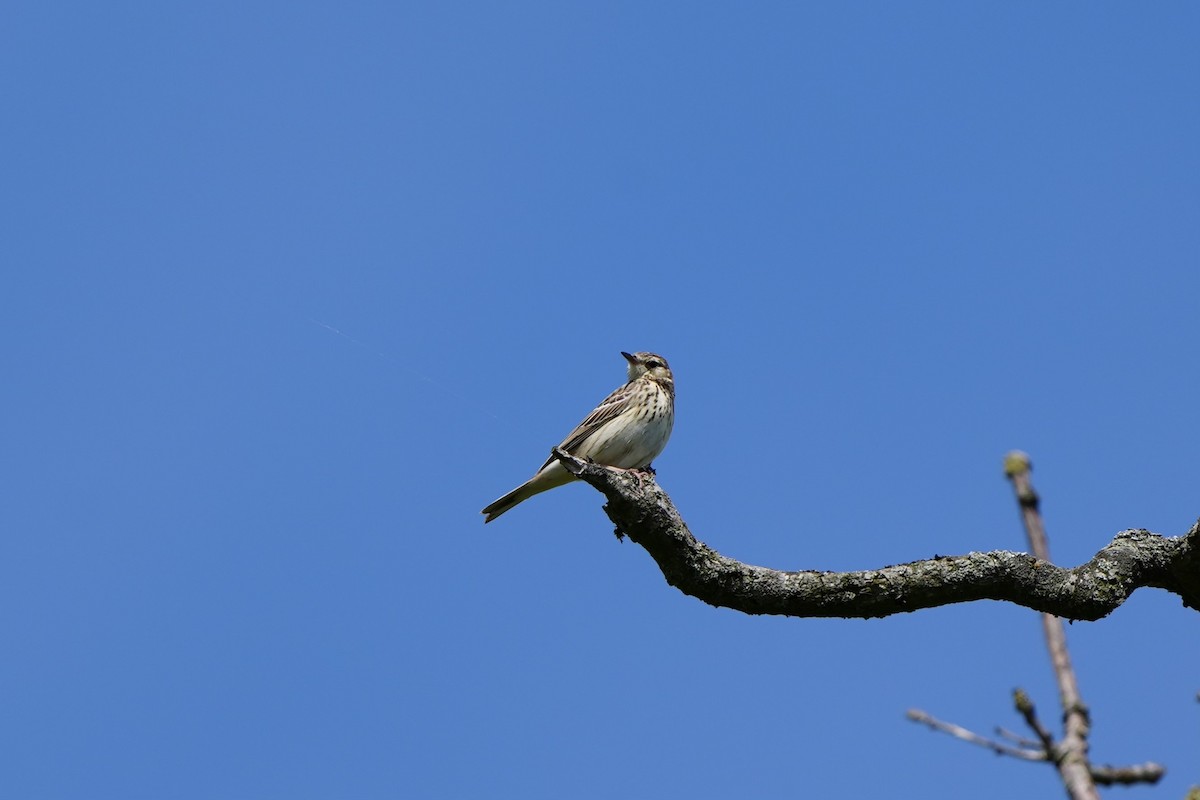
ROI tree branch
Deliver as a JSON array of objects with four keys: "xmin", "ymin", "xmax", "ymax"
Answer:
[
  {"xmin": 1011, "ymin": 689, "xmax": 1057, "ymax": 762},
  {"xmin": 906, "ymin": 704, "xmax": 1164, "ymax": 786},
  {"xmin": 553, "ymin": 449, "xmax": 1200, "ymax": 620},
  {"xmin": 1006, "ymin": 453, "xmax": 1097, "ymax": 800},
  {"xmin": 1088, "ymin": 763, "xmax": 1165, "ymax": 787},
  {"xmin": 995, "ymin": 726, "xmax": 1042, "ymax": 749},
  {"xmin": 906, "ymin": 708, "xmax": 1046, "ymax": 761}
]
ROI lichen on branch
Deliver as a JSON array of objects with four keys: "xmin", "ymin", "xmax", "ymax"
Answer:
[{"xmin": 552, "ymin": 449, "xmax": 1200, "ymax": 620}]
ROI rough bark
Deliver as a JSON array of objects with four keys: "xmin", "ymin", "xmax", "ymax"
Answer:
[{"xmin": 553, "ymin": 449, "xmax": 1200, "ymax": 620}]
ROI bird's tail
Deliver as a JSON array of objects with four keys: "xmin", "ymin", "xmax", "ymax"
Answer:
[
  {"xmin": 481, "ymin": 484, "xmax": 539, "ymax": 523},
  {"xmin": 481, "ymin": 464, "xmax": 574, "ymax": 523}
]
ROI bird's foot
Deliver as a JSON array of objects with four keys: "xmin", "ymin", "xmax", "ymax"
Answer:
[{"xmin": 615, "ymin": 464, "xmax": 656, "ymax": 490}]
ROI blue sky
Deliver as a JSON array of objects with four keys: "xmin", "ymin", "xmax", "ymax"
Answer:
[{"xmin": 3, "ymin": 3, "xmax": 1198, "ymax": 798}]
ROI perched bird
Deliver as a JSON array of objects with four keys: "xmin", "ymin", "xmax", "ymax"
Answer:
[{"xmin": 482, "ymin": 351, "xmax": 675, "ymax": 523}]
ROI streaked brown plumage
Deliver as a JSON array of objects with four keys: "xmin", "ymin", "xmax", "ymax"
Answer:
[{"xmin": 481, "ymin": 351, "xmax": 675, "ymax": 523}]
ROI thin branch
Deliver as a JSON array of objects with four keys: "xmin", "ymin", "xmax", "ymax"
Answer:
[
  {"xmin": 995, "ymin": 726, "xmax": 1042, "ymax": 749},
  {"xmin": 1005, "ymin": 452, "xmax": 1098, "ymax": 800},
  {"xmin": 906, "ymin": 699, "xmax": 1165, "ymax": 787},
  {"xmin": 906, "ymin": 708, "xmax": 1045, "ymax": 761},
  {"xmin": 1088, "ymin": 763, "xmax": 1165, "ymax": 786},
  {"xmin": 1012, "ymin": 688, "xmax": 1057, "ymax": 759},
  {"xmin": 553, "ymin": 449, "xmax": 1200, "ymax": 620}
]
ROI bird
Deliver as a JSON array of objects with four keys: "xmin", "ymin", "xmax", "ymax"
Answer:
[{"xmin": 481, "ymin": 351, "xmax": 675, "ymax": 523}]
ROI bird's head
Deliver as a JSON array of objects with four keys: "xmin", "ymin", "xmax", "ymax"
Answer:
[{"xmin": 621, "ymin": 351, "xmax": 673, "ymax": 384}]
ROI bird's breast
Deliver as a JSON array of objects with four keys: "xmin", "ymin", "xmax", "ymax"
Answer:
[{"xmin": 579, "ymin": 383, "xmax": 674, "ymax": 468}]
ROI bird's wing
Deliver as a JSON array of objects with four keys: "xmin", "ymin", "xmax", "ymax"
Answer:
[{"xmin": 538, "ymin": 383, "xmax": 633, "ymax": 471}]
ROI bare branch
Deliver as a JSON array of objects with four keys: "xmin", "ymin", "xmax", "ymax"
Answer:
[
  {"xmin": 1006, "ymin": 453, "xmax": 1097, "ymax": 800},
  {"xmin": 906, "ymin": 708, "xmax": 1045, "ymax": 761},
  {"xmin": 995, "ymin": 726, "xmax": 1041, "ymax": 749},
  {"xmin": 1012, "ymin": 688, "xmax": 1057, "ymax": 758},
  {"xmin": 1088, "ymin": 762, "xmax": 1165, "ymax": 786},
  {"xmin": 554, "ymin": 449, "xmax": 1200, "ymax": 620},
  {"xmin": 907, "ymin": 699, "xmax": 1165, "ymax": 787}
]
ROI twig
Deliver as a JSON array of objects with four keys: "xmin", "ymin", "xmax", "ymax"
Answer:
[
  {"xmin": 994, "ymin": 726, "xmax": 1041, "ymax": 749},
  {"xmin": 1012, "ymin": 688, "xmax": 1056, "ymax": 759},
  {"xmin": 906, "ymin": 702, "xmax": 1165, "ymax": 787},
  {"xmin": 906, "ymin": 708, "xmax": 1045, "ymax": 761},
  {"xmin": 1088, "ymin": 762, "xmax": 1165, "ymax": 786}
]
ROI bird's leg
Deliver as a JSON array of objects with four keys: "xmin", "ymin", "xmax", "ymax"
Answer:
[
  {"xmin": 607, "ymin": 463, "xmax": 655, "ymax": 490},
  {"xmin": 631, "ymin": 463, "xmax": 656, "ymax": 489}
]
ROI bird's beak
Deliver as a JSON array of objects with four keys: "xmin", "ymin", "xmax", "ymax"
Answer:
[{"xmin": 621, "ymin": 351, "xmax": 636, "ymax": 363}]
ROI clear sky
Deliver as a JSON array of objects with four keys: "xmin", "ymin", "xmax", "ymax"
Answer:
[{"xmin": 4, "ymin": 3, "xmax": 1198, "ymax": 798}]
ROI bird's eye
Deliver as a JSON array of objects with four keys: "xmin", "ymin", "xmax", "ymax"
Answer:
[{"xmin": 647, "ymin": 360, "xmax": 663, "ymax": 369}]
